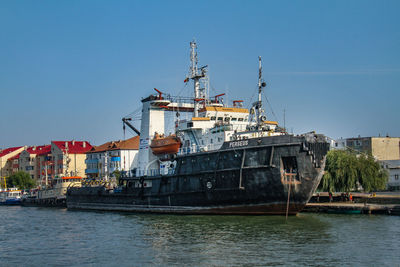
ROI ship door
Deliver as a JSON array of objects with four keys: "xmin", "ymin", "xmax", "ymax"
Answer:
[{"xmin": 281, "ymin": 156, "xmax": 299, "ymax": 184}]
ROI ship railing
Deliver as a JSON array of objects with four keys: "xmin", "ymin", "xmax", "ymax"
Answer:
[
  {"xmin": 136, "ymin": 169, "xmax": 161, "ymax": 177},
  {"xmin": 178, "ymin": 144, "xmax": 219, "ymax": 155}
]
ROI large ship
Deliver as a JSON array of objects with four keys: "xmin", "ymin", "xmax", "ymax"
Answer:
[{"xmin": 67, "ymin": 41, "xmax": 329, "ymax": 215}]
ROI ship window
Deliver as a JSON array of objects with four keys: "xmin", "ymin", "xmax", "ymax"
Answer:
[
  {"xmin": 231, "ymin": 118, "xmax": 237, "ymax": 121},
  {"xmin": 187, "ymin": 122, "xmax": 193, "ymax": 128},
  {"xmin": 238, "ymin": 118, "xmax": 244, "ymax": 122},
  {"xmin": 210, "ymin": 116, "xmax": 216, "ymax": 121},
  {"xmin": 224, "ymin": 117, "xmax": 230, "ymax": 122},
  {"xmin": 217, "ymin": 117, "xmax": 223, "ymax": 121}
]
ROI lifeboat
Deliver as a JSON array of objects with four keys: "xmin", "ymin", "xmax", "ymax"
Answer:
[{"xmin": 150, "ymin": 133, "xmax": 182, "ymax": 155}]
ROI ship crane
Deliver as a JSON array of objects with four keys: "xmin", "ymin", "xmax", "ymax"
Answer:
[{"xmin": 122, "ymin": 118, "xmax": 140, "ymax": 136}]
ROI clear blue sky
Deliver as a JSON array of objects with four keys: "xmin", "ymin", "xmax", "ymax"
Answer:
[{"xmin": 1, "ymin": 0, "xmax": 399, "ymax": 148}]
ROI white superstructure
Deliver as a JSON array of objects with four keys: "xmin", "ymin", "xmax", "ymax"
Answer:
[{"xmin": 135, "ymin": 41, "xmax": 285, "ymax": 177}]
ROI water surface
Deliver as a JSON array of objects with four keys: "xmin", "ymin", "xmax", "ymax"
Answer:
[{"xmin": 0, "ymin": 206, "xmax": 399, "ymax": 266}]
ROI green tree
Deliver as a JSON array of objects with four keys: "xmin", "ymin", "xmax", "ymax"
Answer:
[
  {"xmin": 357, "ymin": 154, "xmax": 388, "ymax": 192},
  {"xmin": 321, "ymin": 150, "xmax": 388, "ymax": 192},
  {"xmin": 7, "ymin": 171, "xmax": 36, "ymax": 189}
]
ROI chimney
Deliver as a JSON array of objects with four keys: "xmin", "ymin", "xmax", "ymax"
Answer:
[
  {"xmin": 72, "ymin": 140, "xmax": 75, "ymax": 145},
  {"xmin": 65, "ymin": 142, "xmax": 68, "ymax": 148},
  {"xmin": 83, "ymin": 141, "xmax": 86, "ymax": 148}
]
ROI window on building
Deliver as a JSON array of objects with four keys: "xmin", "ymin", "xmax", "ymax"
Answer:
[
  {"xmin": 210, "ymin": 116, "xmax": 216, "ymax": 121},
  {"xmin": 395, "ymin": 174, "xmax": 399, "ymax": 180},
  {"xmin": 217, "ymin": 117, "xmax": 223, "ymax": 121},
  {"xmin": 238, "ymin": 118, "xmax": 244, "ymax": 122},
  {"xmin": 231, "ymin": 118, "xmax": 237, "ymax": 121}
]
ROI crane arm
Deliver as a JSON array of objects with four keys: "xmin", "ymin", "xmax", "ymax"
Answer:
[{"xmin": 122, "ymin": 118, "xmax": 140, "ymax": 136}]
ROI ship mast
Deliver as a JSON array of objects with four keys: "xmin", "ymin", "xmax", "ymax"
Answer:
[
  {"xmin": 189, "ymin": 41, "xmax": 207, "ymax": 117},
  {"xmin": 255, "ymin": 56, "xmax": 266, "ymax": 129}
]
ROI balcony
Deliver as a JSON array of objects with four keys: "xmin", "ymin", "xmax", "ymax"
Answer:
[
  {"xmin": 85, "ymin": 159, "xmax": 99, "ymax": 164},
  {"xmin": 110, "ymin": 157, "xmax": 121, "ymax": 162},
  {"xmin": 85, "ymin": 168, "xmax": 99, "ymax": 174}
]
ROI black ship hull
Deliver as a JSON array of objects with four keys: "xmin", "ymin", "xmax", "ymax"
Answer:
[{"xmin": 67, "ymin": 134, "xmax": 329, "ymax": 215}]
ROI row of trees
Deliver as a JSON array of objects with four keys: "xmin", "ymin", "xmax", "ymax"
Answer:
[{"xmin": 320, "ymin": 150, "xmax": 388, "ymax": 192}]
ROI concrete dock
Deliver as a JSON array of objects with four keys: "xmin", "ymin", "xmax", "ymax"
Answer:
[
  {"xmin": 303, "ymin": 202, "xmax": 400, "ymax": 214},
  {"xmin": 303, "ymin": 192, "xmax": 400, "ymax": 215}
]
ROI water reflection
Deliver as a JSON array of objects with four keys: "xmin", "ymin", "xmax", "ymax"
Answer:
[{"xmin": 127, "ymin": 214, "xmax": 331, "ymax": 266}]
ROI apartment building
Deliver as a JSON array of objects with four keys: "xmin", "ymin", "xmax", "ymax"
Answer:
[
  {"xmin": 0, "ymin": 146, "xmax": 25, "ymax": 179},
  {"xmin": 85, "ymin": 136, "xmax": 139, "ymax": 180},
  {"xmin": 50, "ymin": 140, "xmax": 93, "ymax": 179}
]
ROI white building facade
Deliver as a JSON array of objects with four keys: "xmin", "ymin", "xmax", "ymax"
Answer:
[{"xmin": 85, "ymin": 136, "xmax": 139, "ymax": 180}]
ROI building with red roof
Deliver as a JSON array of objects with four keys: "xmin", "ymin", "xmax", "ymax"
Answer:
[
  {"xmin": 7, "ymin": 153, "xmax": 21, "ymax": 174},
  {"xmin": 50, "ymin": 140, "xmax": 93, "ymax": 179},
  {"xmin": 0, "ymin": 146, "xmax": 25, "ymax": 180},
  {"xmin": 19, "ymin": 145, "xmax": 51, "ymax": 183}
]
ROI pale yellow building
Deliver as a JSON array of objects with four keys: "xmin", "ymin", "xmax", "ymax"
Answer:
[
  {"xmin": 0, "ymin": 146, "xmax": 25, "ymax": 182},
  {"xmin": 346, "ymin": 137, "xmax": 400, "ymax": 161},
  {"xmin": 50, "ymin": 141, "xmax": 93, "ymax": 179}
]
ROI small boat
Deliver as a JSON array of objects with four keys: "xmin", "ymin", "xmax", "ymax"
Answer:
[
  {"xmin": 150, "ymin": 133, "xmax": 181, "ymax": 155},
  {"xmin": 0, "ymin": 188, "xmax": 22, "ymax": 205}
]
